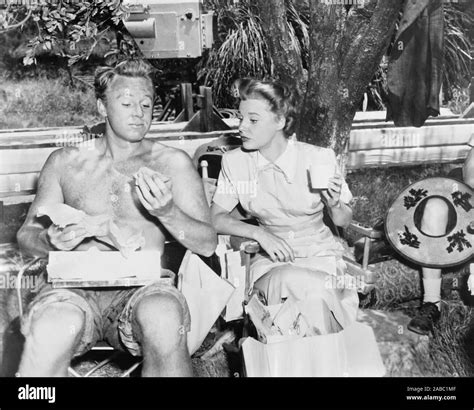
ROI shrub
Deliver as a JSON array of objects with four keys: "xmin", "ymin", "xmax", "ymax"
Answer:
[{"xmin": 0, "ymin": 75, "xmax": 100, "ymax": 129}]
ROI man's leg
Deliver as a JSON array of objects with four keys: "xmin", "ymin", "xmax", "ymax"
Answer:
[
  {"xmin": 134, "ymin": 294, "xmax": 192, "ymax": 377},
  {"xmin": 408, "ymin": 198, "xmax": 448, "ymax": 335},
  {"xmin": 18, "ymin": 302, "xmax": 85, "ymax": 377}
]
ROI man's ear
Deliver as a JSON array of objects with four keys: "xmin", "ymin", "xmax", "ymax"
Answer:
[{"xmin": 97, "ymin": 99, "xmax": 107, "ymax": 118}]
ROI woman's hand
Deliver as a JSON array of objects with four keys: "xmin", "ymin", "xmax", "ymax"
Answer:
[
  {"xmin": 47, "ymin": 224, "xmax": 89, "ymax": 250},
  {"xmin": 254, "ymin": 228, "xmax": 295, "ymax": 263},
  {"xmin": 322, "ymin": 173, "xmax": 343, "ymax": 208},
  {"xmin": 135, "ymin": 167, "xmax": 175, "ymax": 218}
]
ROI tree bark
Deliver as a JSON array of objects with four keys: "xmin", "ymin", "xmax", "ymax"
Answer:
[
  {"xmin": 253, "ymin": 0, "xmax": 306, "ymax": 101},
  {"xmin": 298, "ymin": 0, "xmax": 405, "ymax": 154}
]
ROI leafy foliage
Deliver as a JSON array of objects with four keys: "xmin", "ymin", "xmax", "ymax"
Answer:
[
  {"xmin": 199, "ymin": 1, "xmax": 471, "ymax": 110},
  {"xmin": 198, "ymin": 0, "xmax": 308, "ymax": 108},
  {"xmin": 0, "ymin": 74, "xmax": 100, "ymax": 128},
  {"xmin": 0, "ymin": 0, "xmax": 471, "ymax": 111},
  {"xmin": 0, "ymin": 0, "xmax": 140, "ymax": 67},
  {"xmin": 442, "ymin": 3, "xmax": 473, "ymax": 106},
  {"xmin": 443, "ymin": 4, "xmax": 473, "ymax": 90}
]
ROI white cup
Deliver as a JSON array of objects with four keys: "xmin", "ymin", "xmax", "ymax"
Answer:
[{"xmin": 309, "ymin": 163, "xmax": 336, "ymax": 190}]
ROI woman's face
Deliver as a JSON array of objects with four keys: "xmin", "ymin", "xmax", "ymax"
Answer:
[{"xmin": 238, "ymin": 98, "xmax": 284, "ymax": 151}]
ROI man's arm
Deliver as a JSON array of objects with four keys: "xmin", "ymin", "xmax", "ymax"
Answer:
[
  {"xmin": 136, "ymin": 150, "xmax": 217, "ymax": 257},
  {"xmin": 17, "ymin": 150, "xmax": 64, "ymax": 258}
]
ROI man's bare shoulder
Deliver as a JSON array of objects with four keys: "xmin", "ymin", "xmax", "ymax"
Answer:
[
  {"xmin": 52, "ymin": 144, "xmax": 94, "ymax": 161},
  {"xmin": 42, "ymin": 145, "xmax": 102, "ymax": 178},
  {"xmin": 43, "ymin": 146, "xmax": 75, "ymax": 170},
  {"xmin": 147, "ymin": 142, "xmax": 194, "ymax": 173}
]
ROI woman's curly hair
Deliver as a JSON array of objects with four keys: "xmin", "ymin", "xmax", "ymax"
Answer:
[{"xmin": 235, "ymin": 78, "xmax": 299, "ymax": 137}]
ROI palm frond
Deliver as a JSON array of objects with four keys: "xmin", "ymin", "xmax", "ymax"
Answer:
[
  {"xmin": 443, "ymin": 3, "xmax": 472, "ymax": 92},
  {"xmin": 197, "ymin": 0, "xmax": 309, "ymax": 107}
]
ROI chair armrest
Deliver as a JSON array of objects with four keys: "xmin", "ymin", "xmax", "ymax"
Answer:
[
  {"xmin": 243, "ymin": 241, "xmax": 260, "ymax": 254},
  {"xmin": 347, "ymin": 221, "xmax": 384, "ymax": 239},
  {"xmin": 16, "ymin": 256, "xmax": 44, "ymax": 317},
  {"xmin": 343, "ymin": 256, "xmax": 377, "ymax": 295}
]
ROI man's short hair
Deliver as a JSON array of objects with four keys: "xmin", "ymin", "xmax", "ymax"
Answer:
[{"xmin": 94, "ymin": 59, "xmax": 155, "ymax": 102}]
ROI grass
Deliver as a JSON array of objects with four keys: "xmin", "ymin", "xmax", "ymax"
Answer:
[
  {"xmin": 415, "ymin": 301, "xmax": 474, "ymax": 377},
  {"xmin": 347, "ymin": 163, "xmax": 459, "ymax": 226},
  {"xmin": 0, "ymin": 75, "xmax": 101, "ymax": 129}
]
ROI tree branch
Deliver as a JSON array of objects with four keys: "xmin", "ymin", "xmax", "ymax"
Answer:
[
  {"xmin": 0, "ymin": 8, "xmax": 32, "ymax": 34},
  {"xmin": 342, "ymin": 0, "xmax": 404, "ymax": 103}
]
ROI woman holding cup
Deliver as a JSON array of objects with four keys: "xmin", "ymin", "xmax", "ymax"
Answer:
[{"xmin": 211, "ymin": 78, "xmax": 358, "ymax": 332}]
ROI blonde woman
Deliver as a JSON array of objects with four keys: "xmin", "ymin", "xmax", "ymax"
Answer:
[{"xmin": 211, "ymin": 79, "xmax": 358, "ymax": 332}]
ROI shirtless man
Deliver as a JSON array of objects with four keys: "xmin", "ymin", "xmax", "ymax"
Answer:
[{"xmin": 16, "ymin": 59, "xmax": 217, "ymax": 376}]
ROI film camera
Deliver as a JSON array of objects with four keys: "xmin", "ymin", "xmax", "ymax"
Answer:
[{"xmin": 122, "ymin": 0, "xmax": 215, "ymax": 59}]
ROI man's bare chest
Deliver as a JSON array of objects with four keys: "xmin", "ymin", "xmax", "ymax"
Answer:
[{"xmin": 61, "ymin": 157, "xmax": 162, "ymax": 219}]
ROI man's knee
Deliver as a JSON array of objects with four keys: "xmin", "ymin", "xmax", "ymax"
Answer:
[
  {"xmin": 27, "ymin": 302, "xmax": 85, "ymax": 346},
  {"xmin": 134, "ymin": 294, "xmax": 186, "ymax": 347}
]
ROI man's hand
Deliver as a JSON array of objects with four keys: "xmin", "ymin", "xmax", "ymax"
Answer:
[
  {"xmin": 322, "ymin": 173, "xmax": 343, "ymax": 208},
  {"xmin": 254, "ymin": 228, "xmax": 295, "ymax": 263},
  {"xmin": 47, "ymin": 224, "xmax": 89, "ymax": 250},
  {"xmin": 135, "ymin": 167, "xmax": 175, "ymax": 218}
]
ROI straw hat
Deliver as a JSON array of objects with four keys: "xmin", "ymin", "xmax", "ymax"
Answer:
[{"xmin": 385, "ymin": 177, "xmax": 473, "ymax": 268}]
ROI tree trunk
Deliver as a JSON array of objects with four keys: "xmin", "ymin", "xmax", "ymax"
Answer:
[
  {"xmin": 254, "ymin": 0, "xmax": 306, "ymax": 100},
  {"xmin": 299, "ymin": 0, "xmax": 405, "ymax": 154},
  {"xmin": 255, "ymin": 0, "xmax": 405, "ymax": 155}
]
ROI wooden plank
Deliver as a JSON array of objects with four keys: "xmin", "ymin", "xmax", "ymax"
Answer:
[
  {"xmin": 351, "ymin": 108, "xmax": 457, "ymax": 122},
  {"xmin": 51, "ymin": 277, "xmax": 171, "ymax": 288},
  {"xmin": 347, "ymin": 145, "xmax": 471, "ymax": 169},
  {"xmin": 0, "ymin": 137, "xmax": 216, "ymax": 193},
  {"xmin": 182, "ymin": 83, "xmax": 194, "ymax": 121},
  {"xmin": 2, "ymin": 117, "xmax": 471, "ymax": 148},
  {"xmin": 349, "ymin": 123, "xmax": 473, "ymax": 151},
  {"xmin": 200, "ymin": 86, "xmax": 212, "ymax": 132},
  {"xmin": 0, "ymin": 173, "xmax": 39, "ymax": 197},
  {"xmin": 0, "ymin": 194, "xmax": 36, "ymax": 204},
  {"xmin": 0, "ymin": 110, "xmax": 461, "ymax": 139},
  {"xmin": 0, "ymin": 148, "xmax": 58, "ymax": 173},
  {"xmin": 350, "ymin": 117, "xmax": 474, "ymax": 130},
  {"xmin": 0, "ymin": 118, "xmax": 239, "ymax": 139},
  {"xmin": 0, "ymin": 128, "xmax": 237, "ymax": 147}
]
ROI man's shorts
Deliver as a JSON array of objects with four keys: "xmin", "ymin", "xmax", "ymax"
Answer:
[{"xmin": 20, "ymin": 269, "xmax": 191, "ymax": 357}]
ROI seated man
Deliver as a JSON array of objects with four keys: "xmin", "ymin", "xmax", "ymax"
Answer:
[
  {"xmin": 16, "ymin": 59, "xmax": 217, "ymax": 376},
  {"xmin": 408, "ymin": 140, "xmax": 473, "ymax": 335}
]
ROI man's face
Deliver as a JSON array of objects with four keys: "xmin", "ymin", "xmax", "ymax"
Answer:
[
  {"xmin": 238, "ymin": 98, "xmax": 284, "ymax": 151},
  {"xmin": 98, "ymin": 76, "xmax": 154, "ymax": 143}
]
